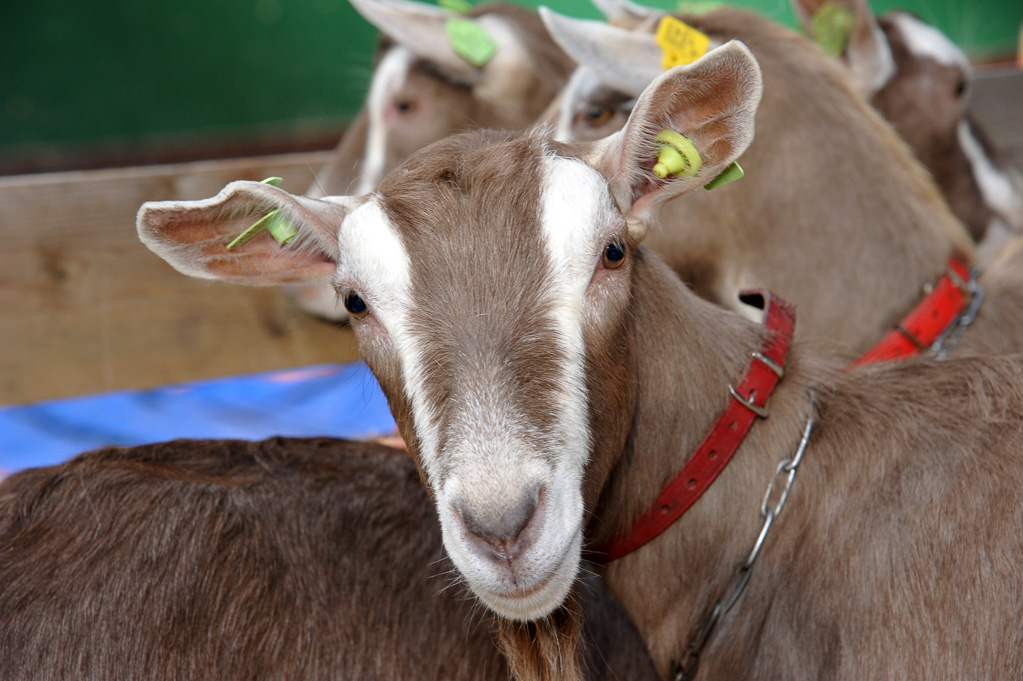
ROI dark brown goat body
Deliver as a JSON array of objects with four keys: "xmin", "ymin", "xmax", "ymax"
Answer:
[{"xmin": 0, "ymin": 437, "xmax": 657, "ymax": 681}]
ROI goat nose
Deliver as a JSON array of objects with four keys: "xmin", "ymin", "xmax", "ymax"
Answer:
[{"xmin": 454, "ymin": 485, "xmax": 543, "ymax": 561}]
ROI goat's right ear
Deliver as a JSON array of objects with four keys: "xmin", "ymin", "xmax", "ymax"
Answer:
[
  {"xmin": 137, "ymin": 181, "xmax": 357, "ymax": 286},
  {"xmin": 585, "ymin": 40, "xmax": 762, "ymax": 239}
]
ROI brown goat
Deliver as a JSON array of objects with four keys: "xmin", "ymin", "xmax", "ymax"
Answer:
[
  {"xmin": 0, "ymin": 437, "xmax": 658, "ymax": 681},
  {"xmin": 137, "ymin": 40, "xmax": 1023, "ymax": 678},
  {"xmin": 543, "ymin": 6, "xmax": 1023, "ymax": 361}
]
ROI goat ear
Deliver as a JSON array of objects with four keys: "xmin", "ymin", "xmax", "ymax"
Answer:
[
  {"xmin": 588, "ymin": 0, "xmax": 659, "ymax": 25},
  {"xmin": 137, "ymin": 181, "xmax": 355, "ymax": 286},
  {"xmin": 539, "ymin": 8, "xmax": 662, "ymax": 98},
  {"xmin": 791, "ymin": 0, "xmax": 893, "ymax": 95},
  {"xmin": 350, "ymin": 0, "xmax": 507, "ymax": 86},
  {"xmin": 587, "ymin": 40, "xmax": 762, "ymax": 239}
]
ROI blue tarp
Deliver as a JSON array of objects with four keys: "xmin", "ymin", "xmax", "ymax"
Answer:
[{"xmin": 0, "ymin": 362, "xmax": 396, "ymax": 477}]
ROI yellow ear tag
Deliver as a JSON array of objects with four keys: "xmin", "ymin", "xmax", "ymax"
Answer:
[
  {"xmin": 655, "ymin": 15, "xmax": 711, "ymax": 70},
  {"xmin": 225, "ymin": 177, "xmax": 298, "ymax": 250},
  {"xmin": 653, "ymin": 129, "xmax": 702, "ymax": 179}
]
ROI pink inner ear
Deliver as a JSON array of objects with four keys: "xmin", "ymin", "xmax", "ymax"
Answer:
[{"xmin": 203, "ymin": 232, "xmax": 339, "ymax": 285}]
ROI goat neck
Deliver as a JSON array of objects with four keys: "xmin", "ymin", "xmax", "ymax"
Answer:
[{"xmin": 586, "ymin": 244, "xmax": 822, "ymax": 677}]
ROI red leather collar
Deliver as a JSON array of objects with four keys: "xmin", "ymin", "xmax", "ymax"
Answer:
[
  {"xmin": 590, "ymin": 290, "xmax": 796, "ymax": 562},
  {"xmin": 852, "ymin": 257, "xmax": 975, "ymax": 367}
]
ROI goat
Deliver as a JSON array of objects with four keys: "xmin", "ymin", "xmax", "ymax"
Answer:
[
  {"xmin": 0, "ymin": 437, "xmax": 658, "ymax": 681},
  {"xmin": 791, "ymin": 0, "xmax": 1023, "ymax": 248},
  {"xmin": 137, "ymin": 40, "xmax": 1023, "ymax": 679},
  {"xmin": 540, "ymin": 5, "xmax": 1023, "ymax": 360},
  {"xmin": 585, "ymin": 0, "xmax": 1023, "ymax": 248},
  {"xmin": 289, "ymin": 0, "xmax": 575, "ymax": 319}
]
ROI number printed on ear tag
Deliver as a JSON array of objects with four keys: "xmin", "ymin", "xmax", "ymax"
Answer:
[{"xmin": 656, "ymin": 15, "xmax": 711, "ymax": 70}]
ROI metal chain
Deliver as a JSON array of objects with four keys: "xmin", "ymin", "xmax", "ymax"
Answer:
[
  {"xmin": 673, "ymin": 388, "xmax": 817, "ymax": 681},
  {"xmin": 931, "ymin": 267, "xmax": 985, "ymax": 360}
]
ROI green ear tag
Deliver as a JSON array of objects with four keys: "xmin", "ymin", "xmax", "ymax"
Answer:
[
  {"xmin": 225, "ymin": 177, "xmax": 297, "ymax": 250},
  {"xmin": 445, "ymin": 19, "xmax": 497, "ymax": 67},
  {"xmin": 811, "ymin": 1, "xmax": 855, "ymax": 58},
  {"xmin": 703, "ymin": 161, "xmax": 744, "ymax": 190},
  {"xmin": 439, "ymin": 0, "xmax": 473, "ymax": 14}
]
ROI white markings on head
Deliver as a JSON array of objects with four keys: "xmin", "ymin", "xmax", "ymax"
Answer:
[
  {"xmin": 957, "ymin": 120, "xmax": 1023, "ymax": 231},
  {"xmin": 435, "ymin": 153, "xmax": 619, "ymax": 620},
  {"xmin": 360, "ymin": 46, "xmax": 415, "ymax": 194},
  {"xmin": 441, "ymin": 153, "xmax": 617, "ymax": 620},
  {"xmin": 335, "ymin": 197, "xmax": 444, "ymax": 486},
  {"xmin": 889, "ymin": 13, "xmax": 969, "ymax": 70},
  {"xmin": 534, "ymin": 154, "xmax": 613, "ymax": 536}
]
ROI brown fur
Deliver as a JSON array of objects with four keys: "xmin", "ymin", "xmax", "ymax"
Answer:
[
  {"xmin": 576, "ymin": 242, "xmax": 1023, "ymax": 678},
  {"xmin": 0, "ymin": 437, "xmax": 658, "ymax": 681}
]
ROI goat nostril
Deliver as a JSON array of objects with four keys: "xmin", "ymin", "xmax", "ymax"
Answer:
[{"xmin": 454, "ymin": 485, "xmax": 543, "ymax": 560}]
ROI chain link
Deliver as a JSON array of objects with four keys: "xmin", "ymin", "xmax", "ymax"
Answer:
[
  {"xmin": 931, "ymin": 268, "xmax": 984, "ymax": 360},
  {"xmin": 673, "ymin": 388, "xmax": 816, "ymax": 681}
]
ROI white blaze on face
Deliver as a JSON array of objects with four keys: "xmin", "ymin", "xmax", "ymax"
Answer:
[
  {"xmin": 336, "ymin": 197, "xmax": 450, "ymax": 488},
  {"xmin": 360, "ymin": 46, "xmax": 415, "ymax": 195},
  {"xmin": 443, "ymin": 155, "xmax": 616, "ymax": 621},
  {"xmin": 336, "ymin": 154, "xmax": 621, "ymax": 620},
  {"xmin": 340, "ymin": 152, "xmax": 619, "ymax": 621}
]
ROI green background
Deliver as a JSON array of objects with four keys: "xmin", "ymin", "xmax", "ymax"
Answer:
[{"xmin": 2, "ymin": 0, "xmax": 1020, "ymax": 164}]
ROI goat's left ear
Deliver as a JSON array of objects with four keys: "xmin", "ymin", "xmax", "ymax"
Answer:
[
  {"xmin": 586, "ymin": 40, "xmax": 762, "ymax": 239},
  {"xmin": 137, "ymin": 181, "xmax": 358, "ymax": 286}
]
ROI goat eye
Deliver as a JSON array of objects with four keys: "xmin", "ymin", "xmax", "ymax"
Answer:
[
  {"xmin": 603, "ymin": 238, "xmax": 626, "ymax": 269},
  {"xmin": 396, "ymin": 100, "xmax": 417, "ymax": 114},
  {"xmin": 344, "ymin": 291, "xmax": 369, "ymax": 319},
  {"xmin": 954, "ymin": 79, "xmax": 967, "ymax": 98},
  {"xmin": 585, "ymin": 105, "xmax": 613, "ymax": 127}
]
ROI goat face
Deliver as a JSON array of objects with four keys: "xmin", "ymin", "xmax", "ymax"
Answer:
[
  {"xmin": 336, "ymin": 133, "xmax": 637, "ymax": 621},
  {"xmin": 137, "ymin": 41, "xmax": 761, "ymax": 621}
]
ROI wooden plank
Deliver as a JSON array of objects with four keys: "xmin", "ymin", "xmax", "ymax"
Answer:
[{"xmin": 0, "ymin": 152, "xmax": 361, "ymax": 406}]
